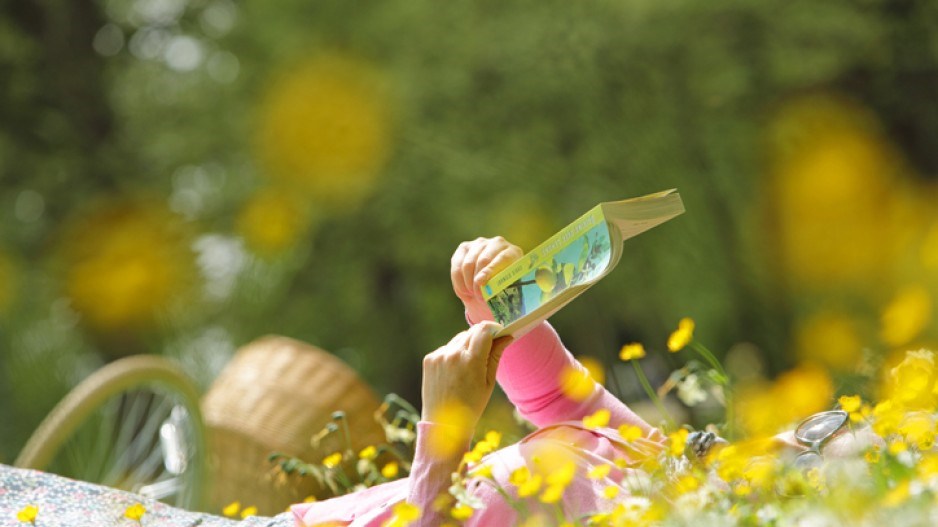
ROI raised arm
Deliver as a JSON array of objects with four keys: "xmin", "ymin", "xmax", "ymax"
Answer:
[
  {"xmin": 406, "ymin": 322, "xmax": 514, "ymax": 526},
  {"xmin": 450, "ymin": 237, "xmax": 662, "ymax": 439},
  {"xmin": 496, "ymin": 321, "xmax": 661, "ymax": 439}
]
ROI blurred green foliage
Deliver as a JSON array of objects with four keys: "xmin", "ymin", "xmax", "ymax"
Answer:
[{"xmin": 1, "ymin": 0, "xmax": 937, "ymax": 463}]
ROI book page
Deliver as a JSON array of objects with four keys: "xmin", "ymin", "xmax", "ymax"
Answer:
[{"xmin": 603, "ymin": 191, "xmax": 685, "ymax": 241}]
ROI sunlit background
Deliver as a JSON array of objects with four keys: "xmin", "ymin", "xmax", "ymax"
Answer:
[{"xmin": 1, "ymin": 0, "xmax": 937, "ymax": 463}]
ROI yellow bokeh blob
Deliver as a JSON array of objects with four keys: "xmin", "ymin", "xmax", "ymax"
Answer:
[
  {"xmin": 425, "ymin": 399, "xmax": 475, "ymax": 458},
  {"xmin": 736, "ymin": 363, "xmax": 832, "ymax": 437},
  {"xmin": 765, "ymin": 93, "xmax": 920, "ymax": 291},
  {"xmin": 494, "ymin": 201, "xmax": 557, "ymax": 253},
  {"xmin": 794, "ymin": 309, "xmax": 862, "ymax": 371},
  {"xmin": 60, "ymin": 200, "xmax": 196, "ymax": 332},
  {"xmin": 236, "ymin": 187, "xmax": 314, "ymax": 256},
  {"xmin": 880, "ymin": 285, "xmax": 932, "ymax": 348},
  {"xmin": 255, "ymin": 53, "xmax": 392, "ymax": 207}
]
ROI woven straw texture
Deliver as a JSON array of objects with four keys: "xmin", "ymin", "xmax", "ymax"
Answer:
[{"xmin": 201, "ymin": 335, "xmax": 385, "ymax": 515}]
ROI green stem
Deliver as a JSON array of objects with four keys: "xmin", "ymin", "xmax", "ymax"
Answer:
[
  {"xmin": 688, "ymin": 342, "xmax": 726, "ymax": 380},
  {"xmin": 689, "ymin": 341, "xmax": 735, "ymax": 440},
  {"xmin": 335, "ymin": 413, "xmax": 355, "ymax": 456},
  {"xmin": 631, "ymin": 360, "xmax": 676, "ymax": 431}
]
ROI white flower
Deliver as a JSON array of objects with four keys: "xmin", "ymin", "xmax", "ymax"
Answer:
[{"xmin": 677, "ymin": 373, "xmax": 707, "ymax": 407}]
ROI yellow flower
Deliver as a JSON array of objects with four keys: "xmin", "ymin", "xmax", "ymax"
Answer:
[
  {"xmin": 588, "ymin": 464, "xmax": 611, "ymax": 480},
  {"xmin": 545, "ymin": 461, "xmax": 576, "ymax": 488},
  {"xmin": 393, "ymin": 501, "xmax": 421, "ymax": 520},
  {"xmin": 873, "ymin": 400, "xmax": 903, "ymax": 437},
  {"xmin": 509, "ymin": 467, "xmax": 531, "ymax": 487},
  {"xmin": 742, "ymin": 457, "xmax": 776, "ymax": 490},
  {"xmin": 359, "ymin": 445, "xmax": 378, "ymax": 460},
  {"xmin": 463, "ymin": 429, "xmax": 501, "ymax": 464},
  {"xmin": 733, "ymin": 482, "xmax": 752, "ymax": 496},
  {"xmin": 673, "ymin": 475, "xmax": 699, "ymax": 495},
  {"xmin": 838, "ymin": 395, "xmax": 861, "ymax": 413},
  {"xmin": 471, "ymin": 464, "xmax": 493, "ymax": 479},
  {"xmin": 222, "ymin": 501, "xmax": 241, "ymax": 517},
  {"xmin": 124, "ymin": 503, "xmax": 146, "ymax": 521},
  {"xmin": 256, "ymin": 53, "xmax": 392, "ymax": 207},
  {"xmin": 517, "ymin": 473, "xmax": 543, "ymax": 498},
  {"xmin": 583, "ymin": 408, "xmax": 611, "ymax": 429},
  {"xmin": 322, "ymin": 452, "xmax": 343, "ymax": 468},
  {"xmin": 426, "ymin": 400, "xmax": 474, "ymax": 458},
  {"xmin": 602, "ymin": 485, "xmax": 620, "ymax": 500},
  {"xmin": 667, "ymin": 318, "xmax": 695, "ymax": 352},
  {"xmin": 539, "ymin": 484, "xmax": 565, "ymax": 504},
  {"xmin": 303, "ymin": 496, "xmax": 317, "ymax": 503},
  {"xmin": 382, "ymin": 502, "xmax": 421, "ymax": 527},
  {"xmin": 381, "ymin": 461, "xmax": 400, "ymax": 479},
  {"xmin": 431, "ymin": 494, "xmax": 453, "ymax": 514},
  {"xmin": 883, "ymin": 480, "xmax": 910, "ymax": 507},
  {"xmin": 668, "ymin": 429, "xmax": 689, "ymax": 457},
  {"xmin": 240, "ymin": 506, "xmax": 258, "ymax": 519},
  {"xmin": 450, "ymin": 503, "xmax": 474, "ymax": 521},
  {"xmin": 559, "ymin": 366, "xmax": 595, "ymax": 402},
  {"xmin": 619, "ymin": 343, "xmax": 646, "ymax": 361},
  {"xmin": 887, "ymin": 440, "xmax": 908, "ymax": 456},
  {"xmin": 898, "ymin": 412, "xmax": 935, "ymax": 449},
  {"xmin": 918, "ymin": 452, "xmax": 938, "ymax": 478},
  {"xmin": 483, "ymin": 430, "xmax": 502, "ymax": 449},
  {"xmin": 618, "ymin": 425, "xmax": 643, "ymax": 441},
  {"xmin": 16, "ymin": 505, "xmax": 38, "ymax": 523},
  {"xmin": 887, "ymin": 350, "xmax": 937, "ymax": 410},
  {"xmin": 559, "ymin": 357, "xmax": 605, "ymax": 402}
]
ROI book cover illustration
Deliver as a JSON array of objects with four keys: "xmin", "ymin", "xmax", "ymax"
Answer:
[{"xmin": 484, "ymin": 222, "xmax": 612, "ymax": 328}]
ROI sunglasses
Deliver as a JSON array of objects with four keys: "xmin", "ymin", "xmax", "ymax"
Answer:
[{"xmin": 792, "ymin": 410, "xmax": 849, "ymax": 471}]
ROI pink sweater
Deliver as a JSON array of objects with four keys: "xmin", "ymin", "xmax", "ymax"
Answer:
[{"xmin": 292, "ymin": 322, "xmax": 666, "ymax": 526}]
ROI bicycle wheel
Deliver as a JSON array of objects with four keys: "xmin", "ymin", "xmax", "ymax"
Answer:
[{"xmin": 14, "ymin": 355, "xmax": 209, "ymax": 511}]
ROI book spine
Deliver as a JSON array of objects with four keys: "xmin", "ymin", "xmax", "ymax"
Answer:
[{"xmin": 482, "ymin": 204, "xmax": 606, "ymax": 300}]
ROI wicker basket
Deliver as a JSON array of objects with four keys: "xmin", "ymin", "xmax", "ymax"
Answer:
[{"xmin": 201, "ymin": 335, "xmax": 386, "ymax": 515}]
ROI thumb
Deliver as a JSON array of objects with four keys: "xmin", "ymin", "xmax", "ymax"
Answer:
[{"xmin": 486, "ymin": 335, "xmax": 514, "ymax": 386}]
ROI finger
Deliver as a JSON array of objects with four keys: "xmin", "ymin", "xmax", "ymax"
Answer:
[
  {"xmin": 431, "ymin": 330, "xmax": 470, "ymax": 358},
  {"xmin": 471, "ymin": 240, "xmax": 508, "ymax": 291},
  {"xmin": 460, "ymin": 239, "xmax": 488, "ymax": 296},
  {"xmin": 474, "ymin": 242, "xmax": 523, "ymax": 291},
  {"xmin": 450, "ymin": 242, "xmax": 472, "ymax": 299},
  {"xmin": 486, "ymin": 335, "xmax": 514, "ymax": 386},
  {"xmin": 465, "ymin": 322, "xmax": 498, "ymax": 365}
]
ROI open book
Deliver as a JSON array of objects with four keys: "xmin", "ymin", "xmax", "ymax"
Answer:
[{"xmin": 482, "ymin": 189, "xmax": 685, "ymax": 338}]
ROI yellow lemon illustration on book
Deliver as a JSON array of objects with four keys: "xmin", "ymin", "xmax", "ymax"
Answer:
[{"xmin": 535, "ymin": 266, "xmax": 557, "ymax": 293}]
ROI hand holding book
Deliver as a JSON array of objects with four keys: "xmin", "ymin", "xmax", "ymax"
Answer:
[
  {"xmin": 450, "ymin": 237, "xmax": 524, "ymax": 324},
  {"xmin": 455, "ymin": 190, "xmax": 684, "ymax": 338}
]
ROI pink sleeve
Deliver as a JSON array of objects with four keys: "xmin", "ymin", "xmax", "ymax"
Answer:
[
  {"xmin": 496, "ymin": 322, "xmax": 664, "ymax": 441},
  {"xmin": 405, "ymin": 421, "xmax": 466, "ymax": 527}
]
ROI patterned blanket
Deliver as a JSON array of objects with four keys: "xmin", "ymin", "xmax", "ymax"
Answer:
[{"xmin": 0, "ymin": 464, "xmax": 294, "ymax": 527}]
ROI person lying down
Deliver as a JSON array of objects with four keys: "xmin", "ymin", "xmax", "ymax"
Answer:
[
  {"xmin": 291, "ymin": 237, "xmax": 879, "ymax": 527},
  {"xmin": 0, "ymin": 237, "xmax": 875, "ymax": 527}
]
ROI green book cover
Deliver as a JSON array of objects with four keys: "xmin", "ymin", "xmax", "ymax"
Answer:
[{"xmin": 482, "ymin": 189, "xmax": 685, "ymax": 337}]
